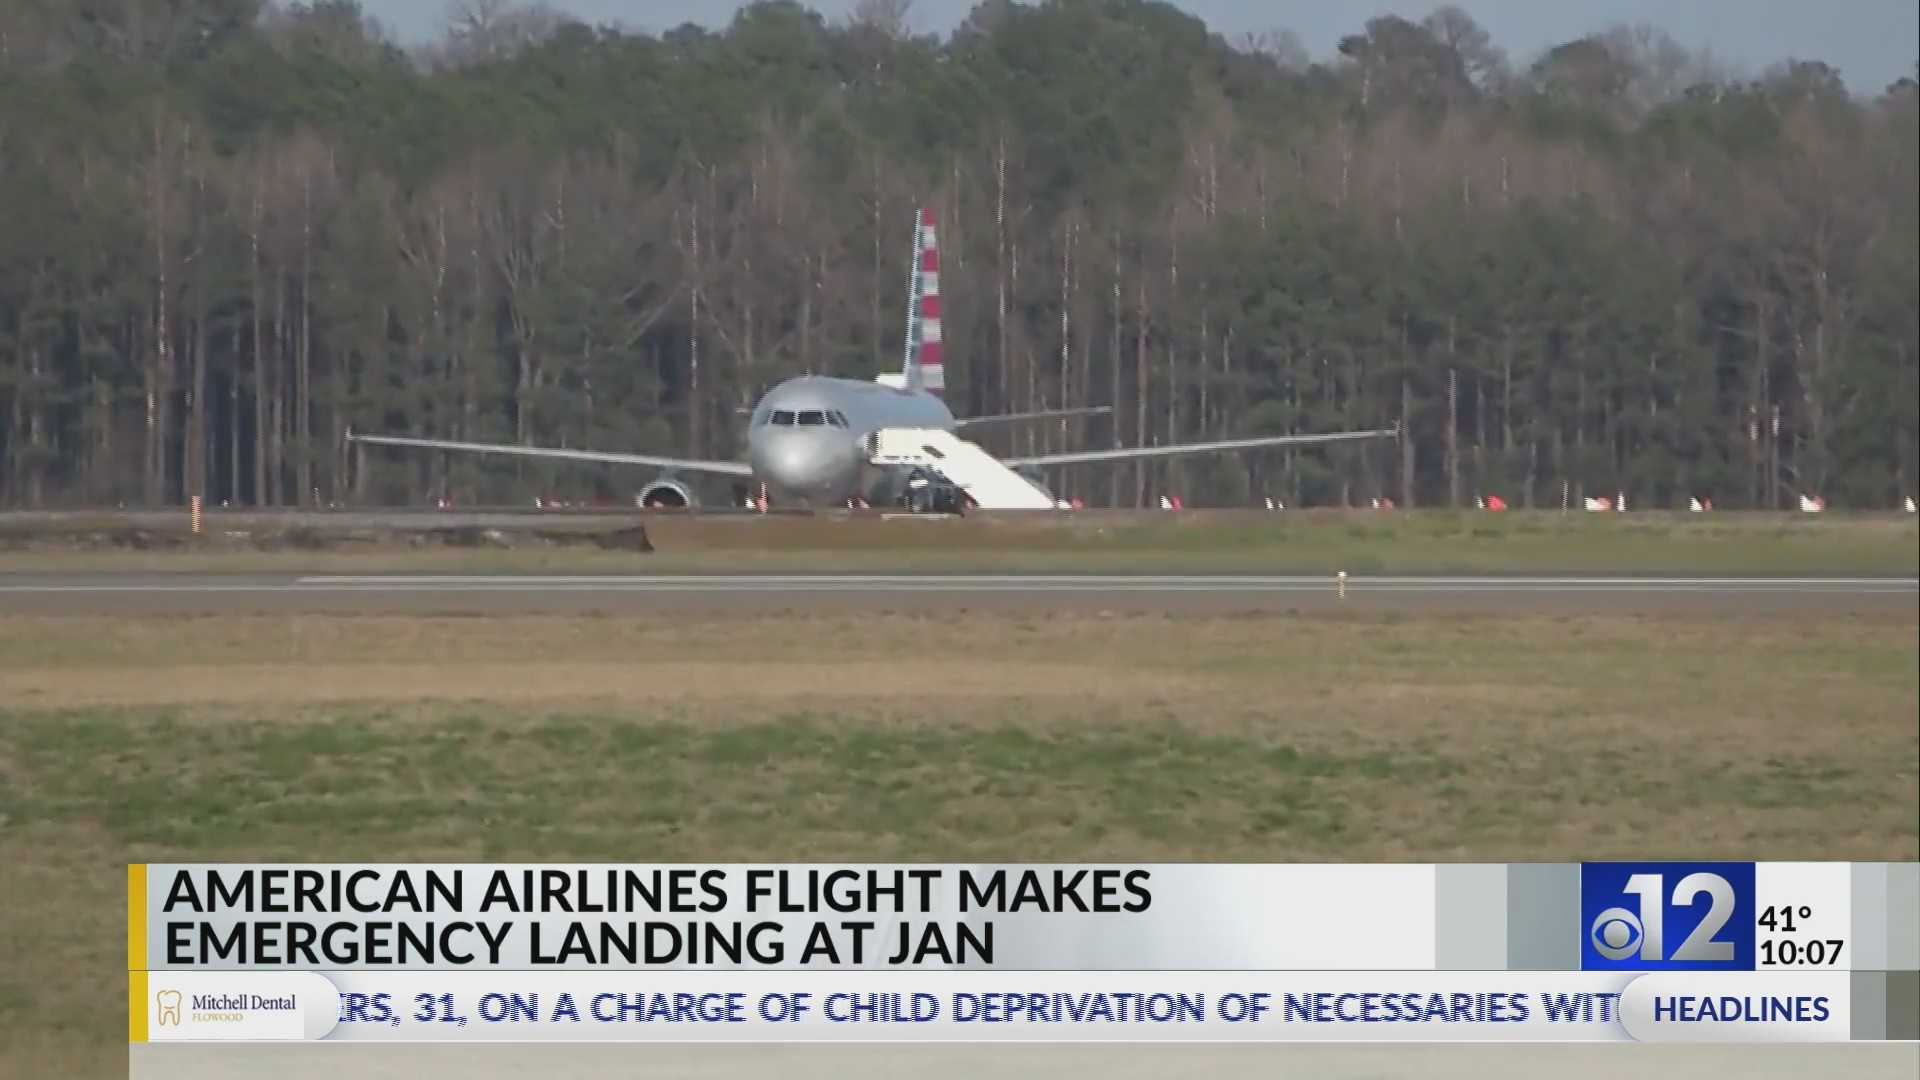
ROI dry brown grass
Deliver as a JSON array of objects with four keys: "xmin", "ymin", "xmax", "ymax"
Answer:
[
  {"xmin": 0, "ymin": 608, "xmax": 1914, "ymax": 1078},
  {"xmin": 0, "ymin": 660, "xmax": 1214, "ymax": 709},
  {"xmin": 2, "ymin": 609, "xmax": 1911, "ymax": 742}
]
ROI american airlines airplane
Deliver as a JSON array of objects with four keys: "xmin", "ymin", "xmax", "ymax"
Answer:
[{"xmin": 348, "ymin": 208, "xmax": 1398, "ymax": 511}]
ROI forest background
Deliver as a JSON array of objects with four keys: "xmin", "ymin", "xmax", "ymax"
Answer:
[{"xmin": 0, "ymin": 0, "xmax": 1913, "ymax": 510}]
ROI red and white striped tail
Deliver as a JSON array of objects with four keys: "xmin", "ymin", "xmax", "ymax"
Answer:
[{"xmin": 912, "ymin": 207, "xmax": 944, "ymax": 394}]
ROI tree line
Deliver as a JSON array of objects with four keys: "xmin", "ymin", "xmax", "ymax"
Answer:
[{"xmin": 0, "ymin": 0, "xmax": 1914, "ymax": 510}]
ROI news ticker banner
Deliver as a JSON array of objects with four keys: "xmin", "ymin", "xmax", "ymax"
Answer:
[{"xmin": 128, "ymin": 861, "xmax": 1920, "ymax": 1045}]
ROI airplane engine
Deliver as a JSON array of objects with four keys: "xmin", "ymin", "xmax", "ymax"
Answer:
[{"xmin": 636, "ymin": 477, "xmax": 698, "ymax": 510}]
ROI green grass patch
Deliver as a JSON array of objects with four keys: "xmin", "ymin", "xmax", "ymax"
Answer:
[
  {"xmin": 2, "ymin": 709, "xmax": 1469, "ymax": 860},
  {"xmin": 4, "ymin": 693, "xmax": 1913, "ymax": 866}
]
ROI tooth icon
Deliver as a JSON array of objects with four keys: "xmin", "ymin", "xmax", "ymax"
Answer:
[{"xmin": 156, "ymin": 990, "xmax": 182, "ymax": 1027}]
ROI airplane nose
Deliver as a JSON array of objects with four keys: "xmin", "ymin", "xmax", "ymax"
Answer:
[
  {"xmin": 755, "ymin": 432, "xmax": 840, "ymax": 496},
  {"xmin": 776, "ymin": 445, "xmax": 816, "ymax": 485}
]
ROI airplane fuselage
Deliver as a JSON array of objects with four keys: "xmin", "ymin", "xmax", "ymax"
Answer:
[{"xmin": 743, "ymin": 375, "xmax": 957, "ymax": 506}]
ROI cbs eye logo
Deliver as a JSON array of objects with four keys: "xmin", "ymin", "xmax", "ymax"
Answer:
[{"xmin": 1588, "ymin": 906, "xmax": 1644, "ymax": 960}]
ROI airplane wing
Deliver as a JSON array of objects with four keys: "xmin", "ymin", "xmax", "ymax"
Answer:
[
  {"xmin": 954, "ymin": 406, "xmax": 1114, "ymax": 429},
  {"xmin": 1000, "ymin": 425, "xmax": 1399, "ymax": 468},
  {"xmin": 346, "ymin": 432, "xmax": 754, "ymax": 477}
]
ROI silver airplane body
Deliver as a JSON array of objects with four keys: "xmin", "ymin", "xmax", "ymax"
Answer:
[
  {"xmin": 746, "ymin": 374, "xmax": 956, "ymax": 506},
  {"xmin": 349, "ymin": 207, "xmax": 1398, "ymax": 510}
]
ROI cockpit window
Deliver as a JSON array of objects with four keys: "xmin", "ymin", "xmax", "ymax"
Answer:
[{"xmin": 763, "ymin": 407, "xmax": 849, "ymax": 428}]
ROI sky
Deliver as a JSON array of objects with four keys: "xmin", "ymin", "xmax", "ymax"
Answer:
[{"xmin": 364, "ymin": 0, "xmax": 1919, "ymax": 94}]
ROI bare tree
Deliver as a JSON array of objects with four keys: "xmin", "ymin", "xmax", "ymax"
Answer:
[
  {"xmin": 1424, "ymin": 6, "xmax": 1509, "ymax": 92},
  {"xmin": 849, "ymin": 0, "xmax": 914, "ymax": 39},
  {"xmin": 1235, "ymin": 28, "xmax": 1309, "ymax": 72},
  {"xmin": 1602, "ymin": 23, "xmax": 1732, "ymax": 110},
  {"xmin": 430, "ymin": 0, "xmax": 563, "ymax": 68}
]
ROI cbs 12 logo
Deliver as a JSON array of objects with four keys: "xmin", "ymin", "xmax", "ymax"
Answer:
[{"xmin": 1579, "ymin": 862, "xmax": 1756, "ymax": 970}]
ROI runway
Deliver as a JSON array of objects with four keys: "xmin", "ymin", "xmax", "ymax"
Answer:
[{"xmin": 1, "ymin": 573, "xmax": 1913, "ymax": 614}]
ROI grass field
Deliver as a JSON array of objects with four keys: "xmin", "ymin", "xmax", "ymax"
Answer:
[
  {"xmin": 1, "ymin": 606, "xmax": 1915, "ymax": 1075},
  {"xmin": 2, "ymin": 508, "xmax": 1916, "ymax": 575}
]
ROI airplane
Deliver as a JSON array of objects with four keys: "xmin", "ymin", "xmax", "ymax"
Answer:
[{"xmin": 347, "ymin": 207, "xmax": 1399, "ymax": 512}]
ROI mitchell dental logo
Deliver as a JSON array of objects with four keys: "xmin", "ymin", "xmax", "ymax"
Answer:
[{"xmin": 159, "ymin": 989, "xmax": 301, "ymax": 1025}]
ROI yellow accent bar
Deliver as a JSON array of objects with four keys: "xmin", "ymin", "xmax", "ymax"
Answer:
[
  {"xmin": 127, "ymin": 864, "xmax": 147, "ymax": 972},
  {"xmin": 130, "ymin": 864, "xmax": 149, "ymax": 1042},
  {"xmin": 130, "ymin": 969, "xmax": 149, "ymax": 1044}
]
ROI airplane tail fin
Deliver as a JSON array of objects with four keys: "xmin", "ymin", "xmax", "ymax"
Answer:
[{"xmin": 879, "ymin": 206, "xmax": 944, "ymax": 396}]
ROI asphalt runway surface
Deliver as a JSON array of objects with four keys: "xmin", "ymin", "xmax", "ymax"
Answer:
[{"xmin": 1, "ymin": 573, "xmax": 1914, "ymax": 614}]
